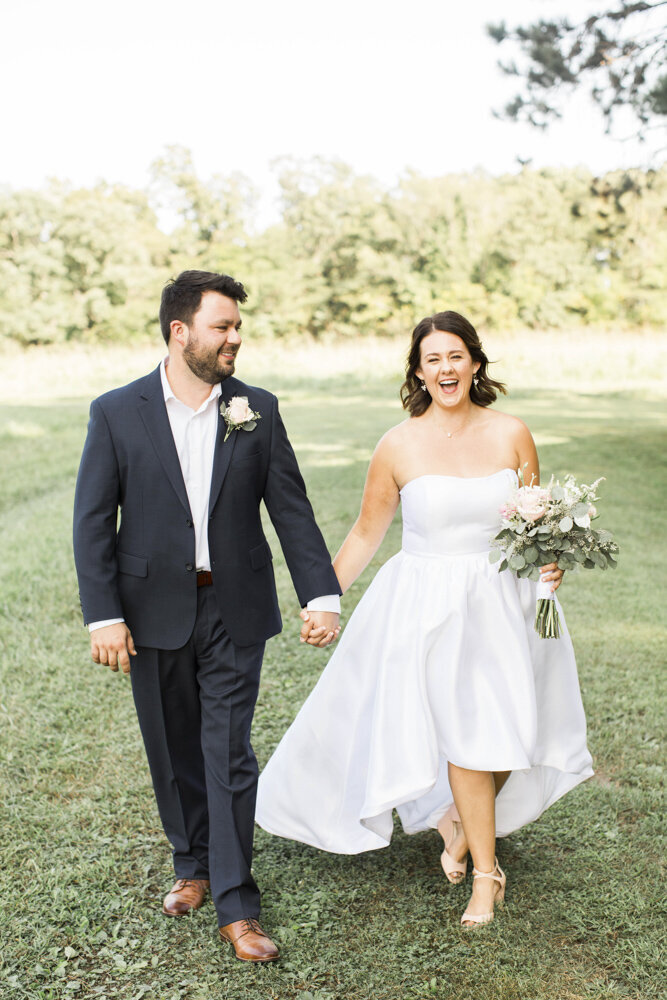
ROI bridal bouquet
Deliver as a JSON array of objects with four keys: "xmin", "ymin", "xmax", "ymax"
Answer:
[{"xmin": 489, "ymin": 473, "xmax": 619, "ymax": 638}]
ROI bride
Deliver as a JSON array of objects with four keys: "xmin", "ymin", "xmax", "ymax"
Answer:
[{"xmin": 256, "ymin": 311, "xmax": 593, "ymax": 928}]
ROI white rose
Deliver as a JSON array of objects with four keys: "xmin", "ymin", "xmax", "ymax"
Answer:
[
  {"xmin": 515, "ymin": 486, "xmax": 549, "ymax": 522},
  {"xmin": 227, "ymin": 397, "xmax": 253, "ymax": 424}
]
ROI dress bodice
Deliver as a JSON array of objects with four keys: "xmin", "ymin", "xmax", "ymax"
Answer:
[{"xmin": 400, "ymin": 469, "xmax": 517, "ymax": 557}]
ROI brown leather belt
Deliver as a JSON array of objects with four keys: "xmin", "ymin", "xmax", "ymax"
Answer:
[{"xmin": 196, "ymin": 570, "xmax": 213, "ymax": 588}]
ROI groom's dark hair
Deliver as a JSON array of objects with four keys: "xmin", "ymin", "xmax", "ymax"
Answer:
[{"xmin": 160, "ymin": 270, "xmax": 248, "ymax": 344}]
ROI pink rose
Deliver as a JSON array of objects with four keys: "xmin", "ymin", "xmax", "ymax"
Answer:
[
  {"xmin": 227, "ymin": 396, "xmax": 253, "ymax": 424},
  {"xmin": 515, "ymin": 486, "xmax": 549, "ymax": 522},
  {"xmin": 588, "ymin": 504, "xmax": 597, "ymax": 518}
]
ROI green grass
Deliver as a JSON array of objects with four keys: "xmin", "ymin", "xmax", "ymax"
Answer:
[{"xmin": 0, "ymin": 337, "xmax": 666, "ymax": 1000}]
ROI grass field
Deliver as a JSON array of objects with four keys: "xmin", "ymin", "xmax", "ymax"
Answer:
[{"xmin": 0, "ymin": 331, "xmax": 665, "ymax": 1000}]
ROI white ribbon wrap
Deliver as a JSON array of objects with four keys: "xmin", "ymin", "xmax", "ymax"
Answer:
[{"xmin": 536, "ymin": 579, "xmax": 555, "ymax": 601}]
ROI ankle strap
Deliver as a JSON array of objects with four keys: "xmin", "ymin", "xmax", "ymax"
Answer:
[{"xmin": 472, "ymin": 861, "xmax": 502, "ymax": 883}]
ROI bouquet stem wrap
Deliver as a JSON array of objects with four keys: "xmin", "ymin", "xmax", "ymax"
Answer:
[{"xmin": 535, "ymin": 579, "xmax": 560, "ymax": 639}]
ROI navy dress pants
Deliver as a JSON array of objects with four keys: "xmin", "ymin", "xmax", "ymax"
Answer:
[{"xmin": 130, "ymin": 585, "xmax": 265, "ymax": 926}]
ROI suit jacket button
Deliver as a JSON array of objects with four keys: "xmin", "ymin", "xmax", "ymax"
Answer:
[
  {"xmin": 186, "ymin": 519, "xmax": 193, "ymax": 527},
  {"xmin": 185, "ymin": 563, "xmax": 194, "ymax": 572}
]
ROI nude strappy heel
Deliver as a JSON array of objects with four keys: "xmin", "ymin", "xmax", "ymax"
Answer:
[
  {"xmin": 460, "ymin": 859, "xmax": 506, "ymax": 928},
  {"xmin": 437, "ymin": 803, "xmax": 468, "ymax": 884}
]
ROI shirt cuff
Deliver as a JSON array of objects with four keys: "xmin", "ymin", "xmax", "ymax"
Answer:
[
  {"xmin": 88, "ymin": 618, "xmax": 125, "ymax": 632},
  {"xmin": 305, "ymin": 595, "xmax": 341, "ymax": 615}
]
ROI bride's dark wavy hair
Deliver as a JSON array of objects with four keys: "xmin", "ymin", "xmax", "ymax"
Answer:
[{"xmin": 400, "ymin": 311, "xmax": 506, "ymax": 417}]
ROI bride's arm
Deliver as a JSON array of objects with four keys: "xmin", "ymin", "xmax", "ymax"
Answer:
[
  {"xmin": 514, "ymin": 418, "xmax": 540, "ymax": 486},
  {"xmin": 333, "ymin": 438, "xmax": 400, "ymax": 594}
]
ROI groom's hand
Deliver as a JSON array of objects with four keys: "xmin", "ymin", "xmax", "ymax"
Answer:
[
  {"xmin": 90, "ymin": 623, "xmax": 137, "ymax": 674},
  {"xmin": 299, "ymin": 610, "xmax": 340, "ymax": 648}
]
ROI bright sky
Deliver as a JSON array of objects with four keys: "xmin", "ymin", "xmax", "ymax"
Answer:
[{"xmin": 3, "ymin": 0, "xmax": 663, "ymax": 222}]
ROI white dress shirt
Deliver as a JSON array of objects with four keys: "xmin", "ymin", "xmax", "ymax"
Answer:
[
  {"xmin": 88, "ymin": 360, "xmax": 339, "ymax": 631},
  {"xmin": 160, "ymin": 359, "xmax": 221, "ymax": 572}
]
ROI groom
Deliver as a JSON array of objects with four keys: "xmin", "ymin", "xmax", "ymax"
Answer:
[{"xmin": 73, "ymin": 270, "xmax": 341, "ymax": 962}]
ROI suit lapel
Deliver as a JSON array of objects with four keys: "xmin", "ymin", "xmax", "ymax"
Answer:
[
  {"xmin": 137, "ymin": 367, "xmax": 192, "ymax": 517},
  {"xmin": 209, "ymin": 377, "xmax": 240, "ymax": 513}
]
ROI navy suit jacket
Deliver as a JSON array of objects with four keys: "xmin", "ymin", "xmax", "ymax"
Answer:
[{"xmin": 73, "ymin": 366, "xmax": 340, "ymax": 648}]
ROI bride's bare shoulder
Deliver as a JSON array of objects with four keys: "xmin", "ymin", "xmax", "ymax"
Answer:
[
  {"xmin": 484, "ymin": 408, "xmax": 532, "ymax": 437},
  {"xmin": 368, "ymin": 419, "xmax": 416, "ymax": 473}
]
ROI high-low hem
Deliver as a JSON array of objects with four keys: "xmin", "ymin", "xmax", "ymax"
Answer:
[{"xmin": 256, "ymin": 471, "xmax": 593, "ymax": 854}]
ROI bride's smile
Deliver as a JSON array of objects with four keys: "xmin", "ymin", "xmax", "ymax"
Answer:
[{"xmin": 416, "ymin": 330, "xmax": 480, "ymax": 408}]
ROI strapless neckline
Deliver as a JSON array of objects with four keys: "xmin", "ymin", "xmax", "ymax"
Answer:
[{"xmin": 400, "ymin": 468, "xmax": 516, "ymax": 495}]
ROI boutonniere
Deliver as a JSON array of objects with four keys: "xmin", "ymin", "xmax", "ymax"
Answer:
[{"xmin": 220, "ymin": 396, "xmax": 261, "ymax": 442}]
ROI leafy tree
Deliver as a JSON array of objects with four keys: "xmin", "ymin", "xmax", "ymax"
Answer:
[
  {"xmin": 149, "ymin": 145, "xmax": 257, "ymax": 276},
  {"xmin": 488, "ymin": 2, "xmax": 667, "ymax": 140},
  {"xmin": 261, "ymin": 158, "xmax": 412, "ymax": 338},
  {"xmin": 1, "ymin": 153, "xmax": 664, "ymax": 344},
  {"xmin": 0, "ymin": 182, "xmax": 170, "ymax": 344}
]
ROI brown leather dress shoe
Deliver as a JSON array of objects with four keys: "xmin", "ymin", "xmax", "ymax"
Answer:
[
  {"xmin": 219, "ymin": 918, "xmax": 280, "ymax": 962},
  {"xmin": 162, "ymin": 878, "xmax": 210, "ymax": 916}
]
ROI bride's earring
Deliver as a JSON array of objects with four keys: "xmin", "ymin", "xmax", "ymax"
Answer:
[
  {"xmin": 473, "ymin": 375, "xmax": 479, "ymax": 387},
  {"xmin": 420, "ymin": 381, "xmax": 427, "ymax": 393}
]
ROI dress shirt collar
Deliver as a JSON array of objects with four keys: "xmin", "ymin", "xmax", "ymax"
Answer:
[{"xmin": 159, "ymin": 358, "xmax": 222, "ymax": 409}]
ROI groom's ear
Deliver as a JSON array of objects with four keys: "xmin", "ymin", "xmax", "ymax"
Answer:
[{"xmin": 170, "ymin": 318, "xmax": 188, "ymax": 347}]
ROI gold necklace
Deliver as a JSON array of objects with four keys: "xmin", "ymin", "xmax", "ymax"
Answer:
[{"xmin": 442, "ymin": 417, "xmax": 472, "ymax": 439}]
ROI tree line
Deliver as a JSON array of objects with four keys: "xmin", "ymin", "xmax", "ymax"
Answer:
[{"xmin": 1, "ymin": 149, "xmax": 665, "ymax": 346}]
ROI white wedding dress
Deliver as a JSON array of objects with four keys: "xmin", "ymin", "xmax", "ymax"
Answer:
[{"xmin": 256, "ymin": 469, "xmax": 593, "ymax": 853}]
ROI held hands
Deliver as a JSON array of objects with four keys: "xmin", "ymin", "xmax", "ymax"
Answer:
[
  {"xmin": 90, "ymin": 623, "xmax": 137, "ymax": 674},
  {"xmin": 299, "ymin": 610, "xmax": 341, "ymax": 648},
  {"xmin": 540, "ymin": 562, "xmax": 564, "ymax": 591}
]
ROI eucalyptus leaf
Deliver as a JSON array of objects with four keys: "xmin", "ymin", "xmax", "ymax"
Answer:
[
  {"xmin": 510, "ymin": 553, "xmax": 526, "ymax": 570},
  {"xmin": 499, "ymin": 559, "xmax": 508, "ymax": 572},
  {"xmin": 574, "ymin": 502, "xmax": 590, "ymax": 518},
  {"xmin": 524, "ymin": 545, "xmax": 538, "ymax": 563},
  {"xmin": 559, "ymin": 516, "xmax": 573, "ymax": 532},
  {"xmin": 488, "ymin": 549, "xmax": 502, "ymax": 564}
]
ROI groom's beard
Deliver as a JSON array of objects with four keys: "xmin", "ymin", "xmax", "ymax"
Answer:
[{"xmin": 183, "ymin": 338, "xmax": 238, "ymax": 384}]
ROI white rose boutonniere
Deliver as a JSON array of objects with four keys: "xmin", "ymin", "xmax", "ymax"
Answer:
[{"xmin": 220, "ymin": 396, "xmax": 261, "ymax": 442}]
